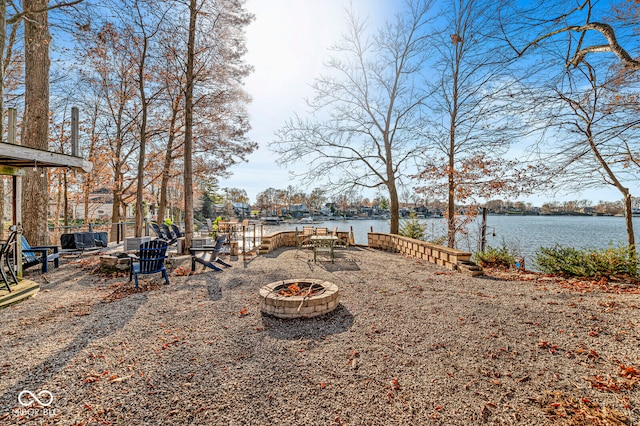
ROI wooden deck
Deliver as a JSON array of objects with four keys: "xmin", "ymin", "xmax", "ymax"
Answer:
[{"xmin": 0, "ymin": 279, "xmax": 40, "ymax": 309}]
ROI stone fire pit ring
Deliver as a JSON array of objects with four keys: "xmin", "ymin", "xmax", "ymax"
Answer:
[{"xmin": 260, "ymin": 279, "xmax": 339, "ymax": 319}]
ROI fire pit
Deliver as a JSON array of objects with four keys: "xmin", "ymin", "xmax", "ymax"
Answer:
[{"xmin": 259, "ymin": 279, "xmax": 339, "ymax": 319}]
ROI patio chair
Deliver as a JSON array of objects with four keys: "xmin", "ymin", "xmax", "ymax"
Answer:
[
  {"xmin": 332, "ymin": 226, "xmax": 350, "ymax": 249},
  {"xmin": 294, "ymin": 227, "xmax": 313, "ymax": 258},
  {"xmin": 151, "ymin": 222, "xmax": 177, "ymax": 245},
  {"xmin": 190, "ymin": 234, "xmax": 232, "ymax": 272},
  {"xmin": 315, "ymin": 227, "xmax": 329, "ymax": 236},
  {"xmin": 150, "ymin": 222, "xmax": 165, "ymax": 239},
  {"xmin": 170, "ymin": 223, "xmax": 184, "ymax": 238},
  {"xmin": 0, "ymin": 230, "xmax": 18, "ymax": 291},
  {"xmin": 129, "ymin": 240, "xmax": 169, "ymax": 289},
  {"xmin": 161, "ymin": 223, "xmax": 179, "ymax": 241},
  {"xmin": 21, "ymin": 235, "xmax": 60, "ymax": 273}
]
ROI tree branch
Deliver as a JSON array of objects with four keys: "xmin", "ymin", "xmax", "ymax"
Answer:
[{"xmin": 7, "ymin": 0, "xmax": 84, "ymax": 25}]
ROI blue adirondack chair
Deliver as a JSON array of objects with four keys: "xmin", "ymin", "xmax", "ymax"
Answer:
[
  {"xmin": 21, "ymin": 235, "xmax": 60, "ymax": 273},
  {"xmin": 129, "ymin": 240, "xmax": 169, "ymax": 289}
]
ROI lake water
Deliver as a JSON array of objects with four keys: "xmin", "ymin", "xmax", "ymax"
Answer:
[{"xmin": 262, "ymin": 215, "xmax": 639, "ymax": 268}]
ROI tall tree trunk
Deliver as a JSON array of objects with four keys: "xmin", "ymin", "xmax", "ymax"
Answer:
[
  {"xmin": 54, "ymin": 174, "xmax": 62, "ymax": 244},
  {"xmin": 0, "ymin": 178, "xmax": 4, "ymax": 240},
  {"xmin": 385, "ymin": 131, "xmax": 399, "ymax": 234},
  {"xmin": 22, "ymin": 0, "xmax": 50, "ymax": 245},
  {"xmin": 623, "ymin": 192, "xmax": 635, "ymax": 270},
  {"xmin": 158, "ymin": 108, "xmax": 178, "ymax": 223},
  {"xmin": 83, "ymin": 175, "xmax": 91, "ymax": 225},
  {"xmin": 581, "ymin": 129, "xmax": 636, "ymax": 272},
  {"xmin": 447, "ymin": 131, "xmax": 456, "ymax": 248},
  {"xmin": 447, "ymin": 112, "xmax": 457, "ymax": 248},
  {"xmin": 388, "ymin": 182, "xmax": 399, "ymax": 235},
  {"xmin": 584, "ymin": 122, "xmax": 636, "ymax": 264},
  {"xmin": 110, "ymin": 171, "xmax": 123, "ymax": 241},
  {"xmin": 83, "ymin": 103, "xmax": 100, "ymax": 225},
  {"xmin": 183, "ymin": 0, "xmax": 197, "ymax": 249},
  {"xmin": 134, "ymin": 36, "xmax": 149, "ymax": 237},
  {"xmin": 446, "ymin": 41, "xmax": 462, "ymax": 249},
  {"xmin": 0, "ymin": 1, "xmax": 5, "ymax": 141},
  {"xmin": 158, "ymin": 170, "xmax": 169, "ymax": 223},
  {"xmin": 63, "ymin": 171, "xmax": 69, "ymax": 227}
]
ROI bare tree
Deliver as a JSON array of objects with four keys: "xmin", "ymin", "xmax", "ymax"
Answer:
[
  {"xmin": 535, "ymin": 62, "xmax": 640, "ymax": 260},
  {"xmin": 272, "ymin": 0, "xmax": 436, "ymax": 234},
  {"xmin": 183, "ymin": 0, "xmax": 198, "ymax": 249},
  {"xmin": 417, "ymin": 0, "xmax": 538, "ymax": 248},
  {"xmin": 502, "ymin": 0, "xmax": 640, "ymax": 70},
  {"xmin": 77, "ymin": 22, "xmax": 139, "ymax": 239},
  {"xmin": 503, "ymin": 0, "xmax": 639, "ymax": 261},
  {"xmin": 129, "ymin": 0, "xmax": 168, "ymax": 237},
  {"xmin": 166, "ymin": 0, "xmax": 255, "ymax": 242}
]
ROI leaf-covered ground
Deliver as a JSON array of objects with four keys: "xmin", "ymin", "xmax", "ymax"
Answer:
[{"xmin": 0, "ymin": 247, "xmax": 638, "ymax": 425}]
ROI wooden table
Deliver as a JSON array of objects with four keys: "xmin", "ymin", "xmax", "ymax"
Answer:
[{"xmin": 310, "ymin": 235, "xmax": 338, "ymax": 263}]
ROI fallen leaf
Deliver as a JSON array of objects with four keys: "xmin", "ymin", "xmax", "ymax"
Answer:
[{"xmin": 109, "ymin": 375, "xmax": 132, "ymax": 383}]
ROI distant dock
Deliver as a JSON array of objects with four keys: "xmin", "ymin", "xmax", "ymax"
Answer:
[{"xmin": 261, "ymin": 217, "xmax": 281, "ymax": 225}]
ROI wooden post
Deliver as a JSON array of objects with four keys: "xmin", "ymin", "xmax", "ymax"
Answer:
[
  {"xmin": 242, "ymin": 224, "xmax": 246, "ymax": 255},
  {"xmin": 8, "ymin": 108, "xmax": 22, "ymax": 277},
  {"xmin": 252, "ymin": 223, "xmax": 256, "ymax": 251},
  {"xmin": 71, "ymin": 107, "xmax": 79, "ymax": 157},
  {"xmin": 481, "ymin": 207, "xmax": 487, "ymax": 252}
]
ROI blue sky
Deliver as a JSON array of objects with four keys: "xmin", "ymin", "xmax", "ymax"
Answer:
[
  {"xmin": 217, "ymin": 0, "xmax": 396, "ymax": 202},
  {"xmin": 217, "ymin": 0, "xmax": 635, "ymax": 206}
]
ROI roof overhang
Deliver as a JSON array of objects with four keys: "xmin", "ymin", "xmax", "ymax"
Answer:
[{"xmin": 0, "ymin": 142, "xmax": 93, "ymax": 175}]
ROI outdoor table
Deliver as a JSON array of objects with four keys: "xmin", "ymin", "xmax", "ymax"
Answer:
[{"xmin": 310, "ymin": 235, "xmax": 338, "ymax": 263}]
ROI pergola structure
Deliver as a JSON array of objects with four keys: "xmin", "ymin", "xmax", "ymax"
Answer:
[
  {"xmin": 0, "ymin": 108, "xmax": 93, "ymax": 308},
  {"xmin": 1, "ymin": 140, "xmax": 92, "ymax": 218},
  {"xmin": 0, "ymin": 141, "xmax": 93, "ymax": 277},
  {"xmin": 0, "ymin": 141, "xmax": 93, "ymax": 306},
  {"xmin": 0, "ymin": 142, "xmax": 92, "ymax": 172}
]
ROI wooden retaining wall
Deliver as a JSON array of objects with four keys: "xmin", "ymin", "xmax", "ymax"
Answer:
[{"xmin": 367, "ymin": 232, "xmax": 474, "ymax": 271}]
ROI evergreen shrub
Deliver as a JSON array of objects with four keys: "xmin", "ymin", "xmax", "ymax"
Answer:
[
  {"xmin": 474, "ymin": 245, "xmax": 516, "ymax": 269},
  {"xmin": 533, "ymin": 244, "xmax": 636, "ymax": 277},
  {"xmin": 398, "ymin": 214, "xmax": 426, "ymax": 240}
]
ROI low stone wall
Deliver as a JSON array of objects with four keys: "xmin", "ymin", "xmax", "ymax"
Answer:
[
  {"xmin": 258, "ymin": 230, "xmax": 296, "ymax": 254},
  {"xmin": 258, "ymin": 230, "xmax": 352, "ymax": 254},
  {"xmin": 259, "ymin": 230, "xmax": 481, "ymax": 275},
  {"xmin": 367, "ymin": 232, "xmax": 475, "ymax": 271}
]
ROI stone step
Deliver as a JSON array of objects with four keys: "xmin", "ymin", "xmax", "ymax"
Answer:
[{"xmin": 457, "ymin": 260, "xmax": 484, "ymax": 276}]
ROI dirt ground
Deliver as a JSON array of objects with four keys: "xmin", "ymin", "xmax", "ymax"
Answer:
[{"xmin": 0, "ymin": 246, "xmax": 638, "ymax": 425}]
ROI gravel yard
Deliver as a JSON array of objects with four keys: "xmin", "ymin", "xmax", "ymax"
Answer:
[{"xmin": 0, "ymin": 246, "xmax": 638, "ymax": 425}]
